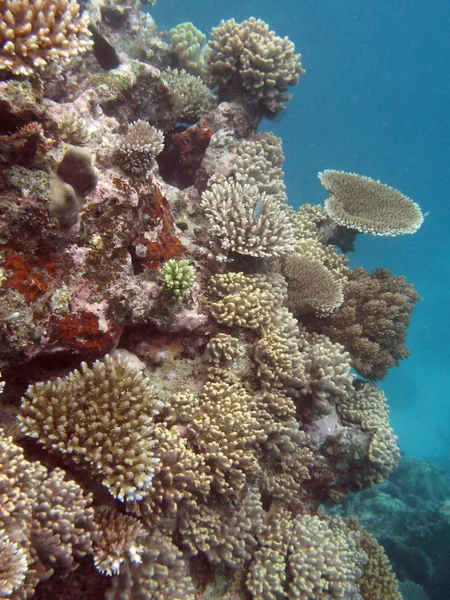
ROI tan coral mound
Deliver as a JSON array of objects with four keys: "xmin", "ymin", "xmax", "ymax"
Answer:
[
  {"xmin": 319, "ymin": 169, "xmax": 423, "ymax": 235},
  {"xmin": 202, "ymin": 181, "xmax": 295, "ymax": 258},
  {"xmin": 314, "ymin": 266, "xmax": 420, "ymax": 380},
  {"xmin": 19, "ymin": 354, "xmax": 163, "ymax": 501},
  {"xmin": 338, "ymin": 382, "xmax": 400, "ymax": 483},
  {"xmin": 206, "ymin": 17, "xmax": 304, "ymax": 115},
  {"xmin": 0, "ymin": 0, "xmax": 92, "ymax": 76},
  {"xmin": 282, "ymin": 254, "xmax": 344, "ymax": 316}
]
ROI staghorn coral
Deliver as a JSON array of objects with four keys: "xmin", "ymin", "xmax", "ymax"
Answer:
[
  {"xmin": 160, "ymin": 259, "xmax": 195, "ymax": 305},
  {"xmin": 338, "ymin": 382, "xmax": 401, "ymax": 484},
  {"xmin": 201, "ymin": 181, "xmax": 295, "ymax": 259},
  {"xmin": 313, "ymin": 266, "xmax": 420, "ymax": 380},
  {"xmin": 0, "ymin": 0, "xmax": 92, "ymax": 77},
  {"xmin": 232, "ymin": 133, "xmax": 287, "ymax": 202},
  {"xmin": 161, "ymin": 67, "xmax": 216, "ymax": 124},
  {"xmin": 114, "ymin": 119, "xmax": 165, "ymax": 177},
  {"xmin": 18, "ymin": 354, "xmax": 163, "ymax": 501},
  {"xmin": 169, "ymin": 22, "xmax": 207, "ymax": 75},
  {"xmin": 206, "ymin": 17, "xmax": 304, "ymax": 116},
  {"xmin": 319, "ymin": 170, "xmax": 424, "ymax": 236},
  {"xmin": 282, "ymin": 254, "xmax": 344, "ymax": 317},
  {"xmin": 0, "ymin": 430, "xmax": 96, "ymax": 597},
  {"xmin": 93, "ymin": 507, "xmax": 145, "ymax": 576}
]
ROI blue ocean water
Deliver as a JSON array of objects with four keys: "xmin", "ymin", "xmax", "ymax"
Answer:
[{"xmin": 152, "ymin": 0, "xmax": 450, "ymax": 466}]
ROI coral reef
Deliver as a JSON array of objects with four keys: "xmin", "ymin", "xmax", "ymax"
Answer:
[
  {"xmin": 319, "ymin": 170, "xmax": 424, "ymax": 236},
  {"xmin": 308, "ymin": 267, "xmax": 420, "ymax": 380},
  {"xmin": 206, "ymin": 17, "xmax": 304, "ymax": 116},
  {"xmin": 0, "ymin": 4, "xmax": 424, "ymax": 599},
  {"xmin": 0, "ymin": 0, "xmax": 92, "ymax": 77}
]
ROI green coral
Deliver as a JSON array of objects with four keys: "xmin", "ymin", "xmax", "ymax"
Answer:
[{"xmin": 161, "ymin": 259, "xmax": 195, "ymax": 304}]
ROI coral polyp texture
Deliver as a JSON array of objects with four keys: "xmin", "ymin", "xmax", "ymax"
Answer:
[
  {"xmin": 0, "ymin": 0, "xmax": 92, "ymax": 77},
  {"xmin": 206, "ymin": 17, "xmax": 304, "ymax": 116},
  {"xmin": 0, "ymin": 4, "xmax": 423, "ymax": 599},
  {"xmin": 19, "ymin": 355, "xmax": 163, "ymax": 501},
  {"xmin": 319, "ymin": 169, "xmax": 424, "ymax": 235},
  {"xmin": 201, "ymin": 181, "xmax": 295, "ymax": 258}
]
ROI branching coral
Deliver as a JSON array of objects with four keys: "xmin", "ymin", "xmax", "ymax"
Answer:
[
  {"xmin": 338, "ymin": 382, "xmax": 401, "ymax": 483},
  {"xmin": 201, "ymin": 181, "xmax": 295, "ymax": 258},
  {"xmin": 206, "ymin": 17, "xmax": 304, "ymax": 116},
  {"xmin": 247, "ymin": 509, "xmax": 366, "ymax": 599},
  {"xmin": 0, "ymin": 430, "xmax": 96, "ymax": 597},
  {"xmin": 114, "ymin": 119, "xmax": 165, "ymax": 176},
  {"xmin": 313, "ymin": 266, "xmax": 420, "ymax": 380},
  {"xmin": 282, "ymin": 254, "xmax": 344, "ymax": 316},
  {"xmin": 93, "ymin": 508, "xmax": 145, "ymax": 575},
  {"xmin": 232, "ymin": 133, "xmax": 287, "ymax": 202},
  {"xmin": 106, "ymin": 528, "xmax": 195, "ymax": 600},
  {"xmin": 319, "ymin": 170, "xmax": 424, "ymax": 236},
  {"xmin": 18, "ymin": 354, "xmax": 163, "ymax": 501},
  {"xmin": 162, "ymin": 67, "xmax": 216, "ymax": 123},
  {"xmin": 0, "ymin": 0, "xmax": 92, "ymax": 77},
  {"xmin": 160, "ymin": 258, "xmax": 195, "ymax": 305},
  {"xmin": 169, "ymin": 22, "xmax": 207, "ymax": 75}
]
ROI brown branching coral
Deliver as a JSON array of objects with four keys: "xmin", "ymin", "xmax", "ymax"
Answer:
[
  {"xmin": 18, "ymin": 354, "xmax": 163, "ymax": 501},
  {"xmin": 202, "ymin": 181, "xmax": 295, "ymax": 259},
  {"xmin": 206, "ymin": 17, "xmax": 304, "ymax": 116},
  {"xmin": 93, "ymin": 508, "xmax": 145, "ymax": 576},
  {"xmin": 338, "ymin": 382, "xmax": 400, "ymax": 484},
  {"xmin": 312, "ymin": 266, "xmax": 420, "ymax": 380},
  {"xmin": 114, "ymin": 119, "xmax": 165, "ymax": 176},
  {"xmin": 0, "ymin": 430, "xmax": 96, "ymax": 597},
  {"xmin": 319, "ymin": 170, "xmax": 424, "ymax": 236},
  {"xmin": 282, "ymin": 254, "xmax": 344, "ymax": 317},
  {"xmin": 0, "ymin": 0, "xmax": 92, "ymax": 77}
]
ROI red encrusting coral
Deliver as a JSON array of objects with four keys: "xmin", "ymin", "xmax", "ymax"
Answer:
[
  {"xmin": 134, "ymin": 185, "xmax": 184, "ymax": 270},
  {"xmin": 2, "ymin": 251, "xmax": 58, "ymax": 302},
  {"xmin": 51, "ymin": 311, "xmax": 123, "ymax": 353},
  {"xmin": 157, "ymin": 124, "xmax": 212, "ymax": 189}
]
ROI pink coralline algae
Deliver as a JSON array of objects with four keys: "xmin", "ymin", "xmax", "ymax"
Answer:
[{"xmin": 0, "ymin": 3, "xmax": 421, "ymax": 600}]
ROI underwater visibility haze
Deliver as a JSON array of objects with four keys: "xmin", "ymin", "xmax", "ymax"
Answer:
[{"xmin": 0, "ymin": 1, "xmax": 449, "ymax": 599}]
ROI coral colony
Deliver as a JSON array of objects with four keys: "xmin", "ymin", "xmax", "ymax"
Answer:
[{"xmin": 0, "ymin": 1, "xmax": 423, "ymax": 598}]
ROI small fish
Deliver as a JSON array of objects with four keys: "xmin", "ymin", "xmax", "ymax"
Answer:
[
  {"xmin": 253, "ymin": 198, "xmax": 263, "ymax": 220},
  {"xmin": 423, "ymin": 210, "xmax": 430, "ymax": 218}
]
